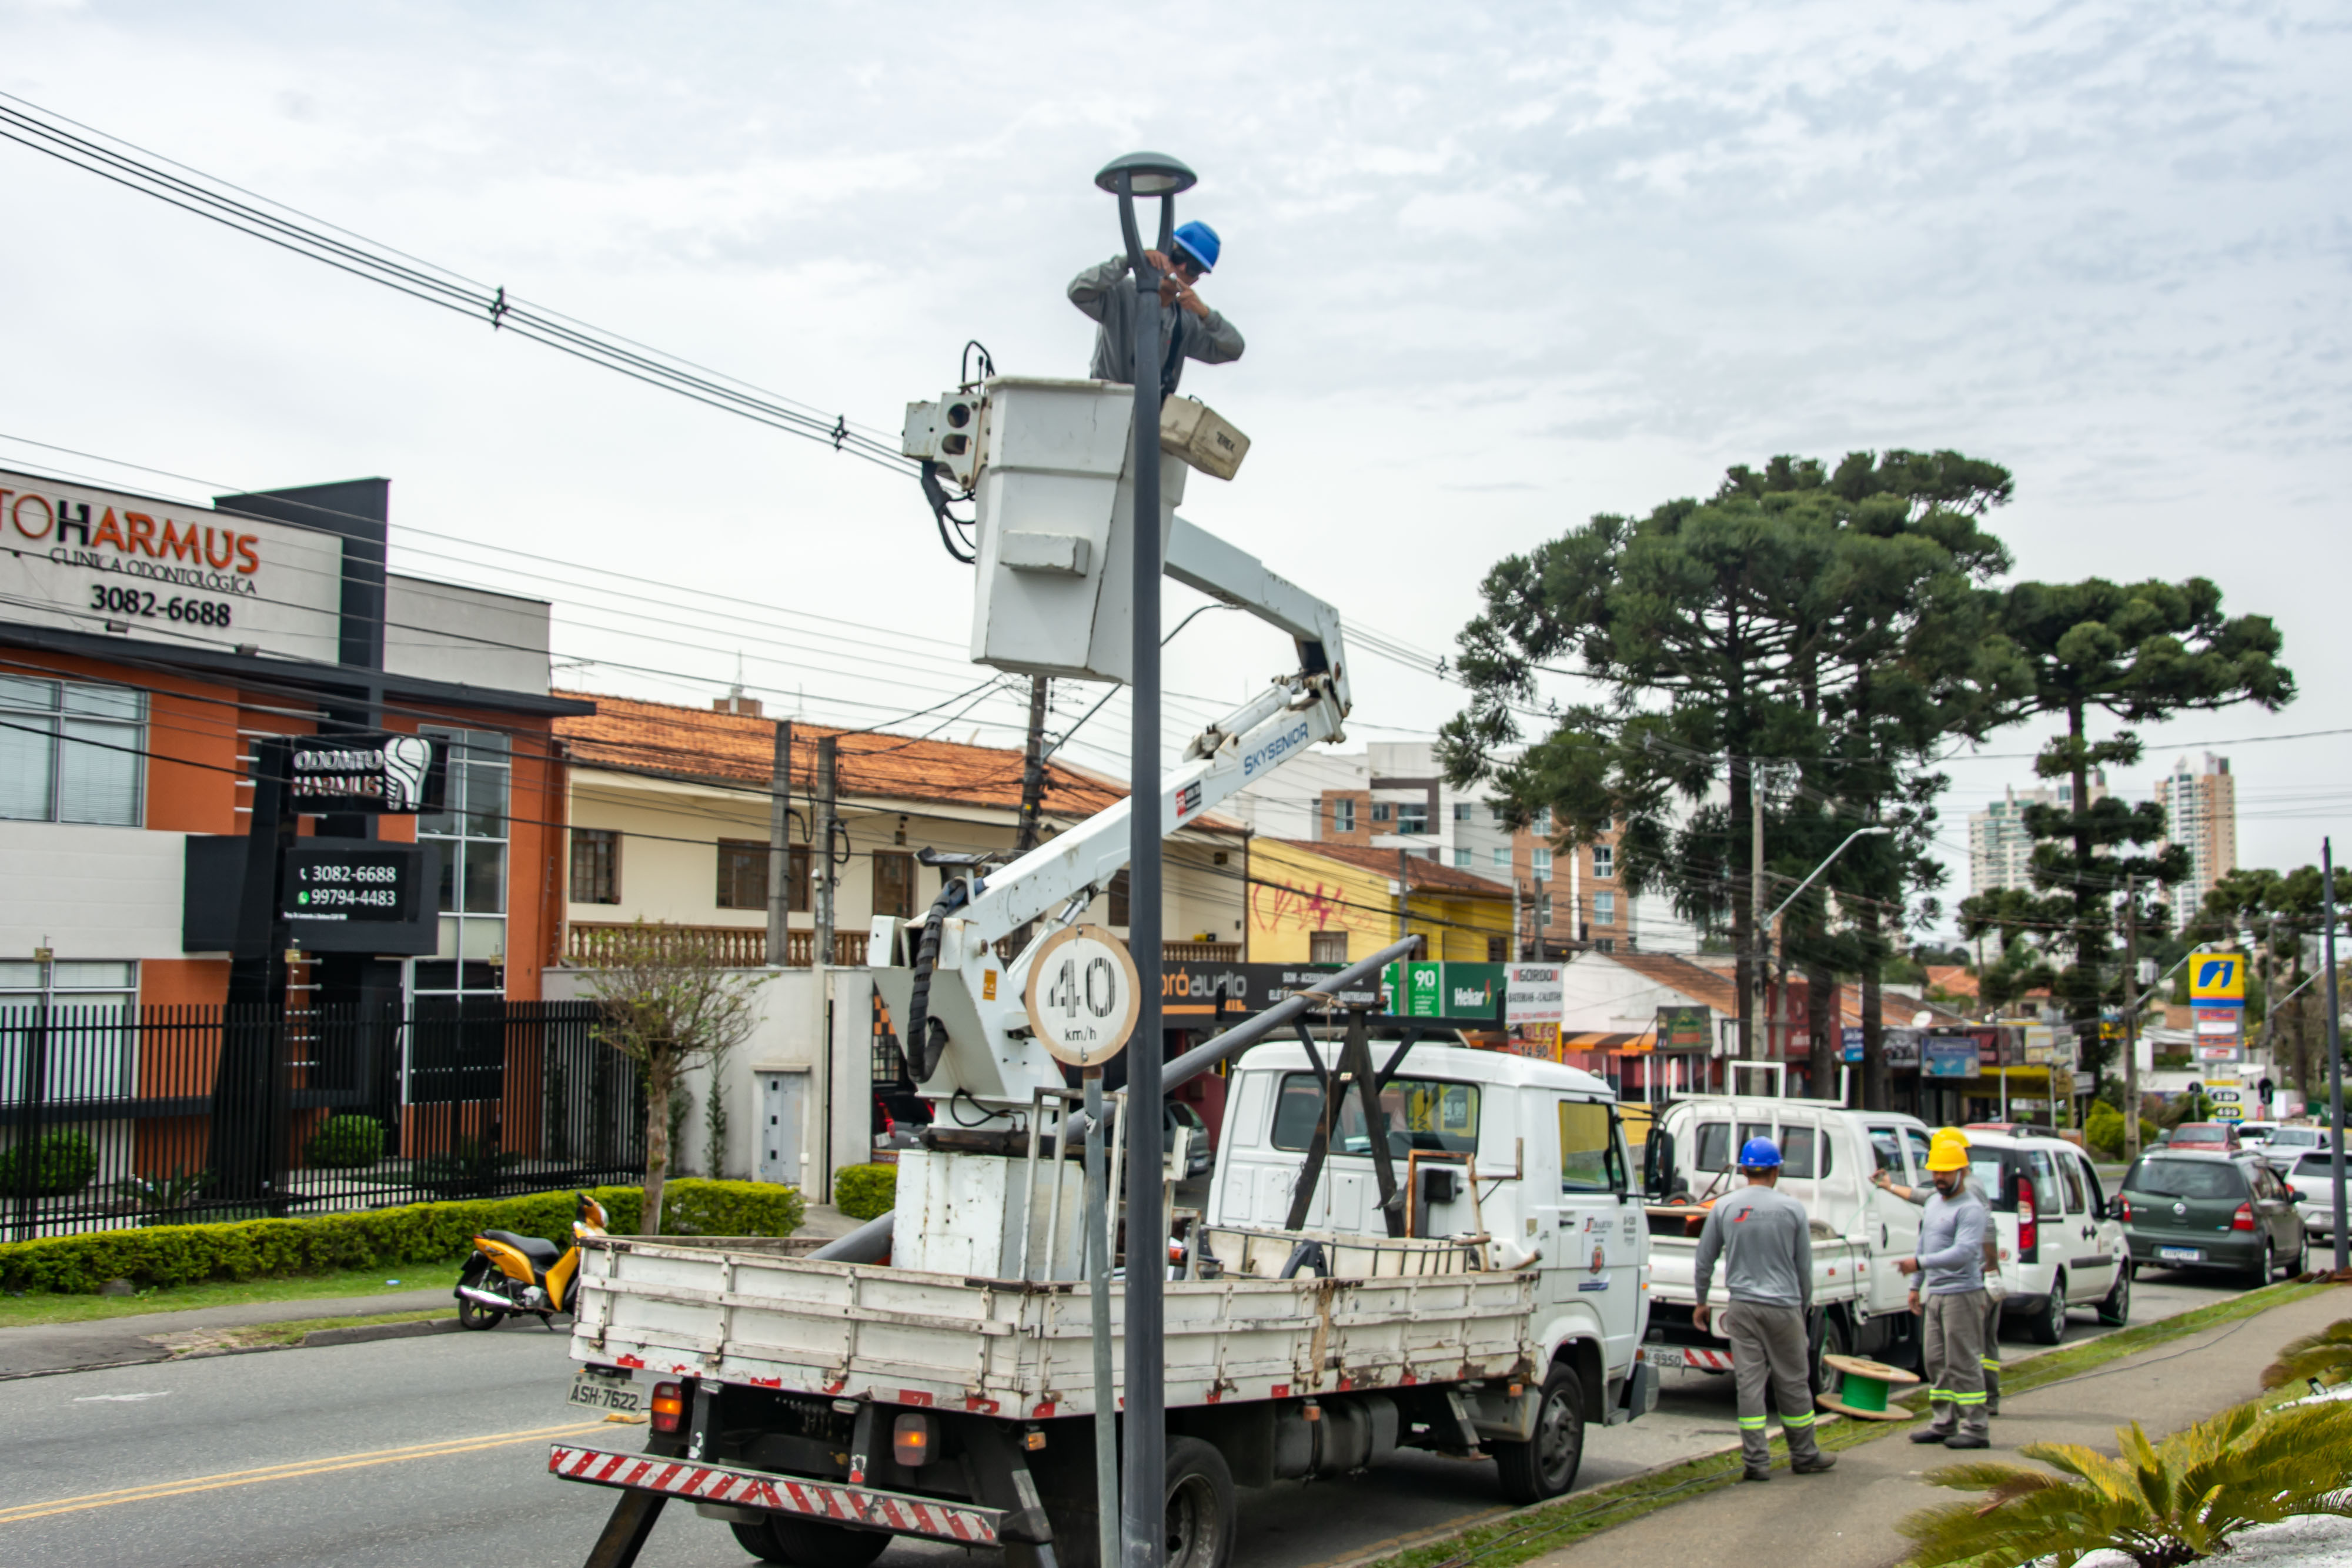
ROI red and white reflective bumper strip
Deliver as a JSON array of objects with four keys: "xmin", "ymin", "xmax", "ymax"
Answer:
[
  {"xmin": 1680, "ymin": 1348, "xmax": 1735, "ymax": 1371},
  {"xmin": 549, "ymin": 1445, "xmax": 1003, "ymax": 1546}
]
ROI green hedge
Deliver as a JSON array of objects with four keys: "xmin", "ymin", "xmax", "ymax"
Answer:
[
  {"xmin": 2085, "ymin": 1101, "xmax": 2161, "ymax": 1160},
  {"xmin": 0, "ymin": 1178, "xmax": 802, "ymax": 1296},
  {"xmin": 0, "ymin": 1131, "xmax": 101, "ymax": 1196},
  {"xmin": 833, "ymin": 1162, "xmax": 897, "ymax": 1222}
]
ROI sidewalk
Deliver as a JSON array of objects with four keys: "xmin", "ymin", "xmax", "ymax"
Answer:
[
  {"xmin": 1532, "ymin": 1285, "xmax": 2350, "ymax": 1568},
  {"xmin": 0, "ymin": 1285, "xmax": 459, "ymax": 1378}
]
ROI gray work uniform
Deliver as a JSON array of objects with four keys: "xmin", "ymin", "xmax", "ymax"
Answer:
[
  {"xmin": 1903, "ymin": 1179, "xmax": 2004, "ymax": 1410},
  {"xmin": 1693, "ymin": 1183, "xmax": 1823, "ymax": 1470},
  {"xmin": 1913, "ymin": 1183, "xmax": 1992, "ymax": 1437},
  {"xmin": 1068, "ymin": 253, "xmax": 1245, "ymax": 394}
]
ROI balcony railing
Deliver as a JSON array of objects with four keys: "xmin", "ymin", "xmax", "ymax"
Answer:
[
  {"xmin": 1164, "ymin": 941, "xmax": 1240, "ymax": 962},
  {"xmin": 564, "ymin": 924, "xmax": 870, "ymax": 969}
]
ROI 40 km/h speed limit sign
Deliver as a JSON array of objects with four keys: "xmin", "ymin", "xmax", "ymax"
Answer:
[{"xmin": 1024, "ymin": 925, "xmax": 1141, "ymax": 1069}]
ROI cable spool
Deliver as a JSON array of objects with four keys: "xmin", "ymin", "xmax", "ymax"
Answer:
[{"xmin": 1817, "ymin": 1353, "xmax": 1922, "ymax": 1421}]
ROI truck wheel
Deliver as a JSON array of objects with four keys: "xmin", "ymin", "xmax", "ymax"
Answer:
[
  {"xmin": 1495, "ymin": 1364, "xmax": 1584, "ymax": 1505},
  {"xmin": 2096, "ymin": 1265, "xmax": 2132, "ymax": 1327},
  {"xmin": 1163, "ymin": 1436, "xmax": 1237, "ymax": 1568},
  {"xmin": 1810, "ymin": 1315, "xmax": 1848, "ymax": 1398},
  {"xmin": 2025, "ymin": 1276, "xmax": 2067, "ymax": 1346},
  {"xmin": 728, "ymin": 1517, "xmax": 891, "ymax": 1568}
]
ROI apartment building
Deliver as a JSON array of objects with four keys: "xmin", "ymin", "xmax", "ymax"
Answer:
[
  {"xmin": 2154, "ymin": 753, "xmax": 2237, "ymax": 921},
  {"xmin": 1967, "ymin": 771, "xmax": 2109, "ymax": 898}
]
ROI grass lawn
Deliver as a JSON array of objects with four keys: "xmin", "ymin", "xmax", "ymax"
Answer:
[
  {"xmin": 0, "ymin": 1259, "xmax": 468, "ymax": 1329},
  {"xmin": 217, "ymin": 1307, "xmax": 453, "ymax": 1349}
]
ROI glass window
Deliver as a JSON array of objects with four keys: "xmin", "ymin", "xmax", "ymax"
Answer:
[
  {"xmin": 1867, "ymin": 1126, "xmax": 1905, "ymax": 1174},
  {"xmin": 1489, "ymin": 803, "xmax": 1508, "ymax": 824},
  {"xmin": 1780, "ymin": 1125, "xmax": 1830, "ymax": 1180},
  {"xmin": 416, "ymin": 730, "xmax": 509, "ymax": 999},
  {"xmin": 873, "ymin": 851, "xmax": 915, "ymax": 921},
  {"xmin": 0, "ymin": 958, "xmax": 138, "ymax": 1103},
  {"xmin": 1594, "ymin": 891, "xmax": 1616, "ymax": 925},
  {"xmin": 1559, "ymin": 1099, "xmax": 1625, "ymax": 1194},
  {"xmin": 1970, "ymin": 1154, "xmax": 2012, "ymax": 1209},
  {"xmin": 1451, "ymin": 848, "xmax": 1470, "ymax": 868},
  {"xmin": 1694, "ymin": 1121, "xmax": 1731, "ymax": 1171},
  {"xmin": 0, "ymin": 677, "xmax": 143, "ymax": 825},
  {"xmin": 1370, "ymin": 803, "xmax": 1392, "ymax": 824},
  {"xmin": 1396, "ymin": 801, "xmax": 1429, "ymax": 835},
  {"xmin": 2054, "ymin": 1149, "xmax": 2089, "ymax": 1213},
  {"xmin": 1531, "ymin": 848, "xmax": 1552, "ymax": 878},
  {"xmin": 570, "ymin": 828, "xmax": 619, "ymax": 904},
  {"xmin": 1532, "ymin": 807, "xmax": 1552, "ymax": 834},
  {"xmin": 1591, "ymin": 845, "xmax": 1614, "ymax": 880},
  {"xmin": 1308, "ymin": 931, "xmax": 1348, "ymax": 964},
  {"xmin": 1452, "ymin": 802, "xmax": 1472, "ymax": 822},
  {"xmin": 1331, "ymin": 798, "xmax": 1355, "ymax": 835},
  {"xmin": 2024, "ymin": 1149, "xmax": 2063, "ymax": 1212},
  {"xmin": 2124, "ymin": 1158, "xmax": 2244, "ymax": 1201},
  {"xmin": 1492, "ymin": 847, "xmax": 1509, "ymax": 869},
  {"xmin": 1903, "ymin": 1127, "xmax": 1934, "ymax": 1179},
  {"xmin": 716, "ymin": 839, "xmax": 767, "ymax": 910},
  {"xmin": 1269, "ymin": 1074, "xmax": 1479, "ymax": 1156}
]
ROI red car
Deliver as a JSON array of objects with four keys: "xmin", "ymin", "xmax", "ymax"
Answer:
[{"xmin": 2167, "ymin": 1122, "xmax": 2243, "ymax": 1152}]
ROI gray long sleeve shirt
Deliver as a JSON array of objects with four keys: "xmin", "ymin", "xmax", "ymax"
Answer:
[
  {"xmin": 1915, "ymin": 1185, "xmax": 1989, "ymax": 1295},
  {"xmin": 1692, "ymin": 1183, "xmax": 1813, "ymax": 1311},
  {"xmin": 1068, "ymin": 253, "xmax": 1245, "ymax": 394}
]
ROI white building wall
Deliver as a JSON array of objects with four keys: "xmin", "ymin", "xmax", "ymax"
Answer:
[{"xmin": 385, "ymin": 574, "xmax": 552, "ymax": 694}]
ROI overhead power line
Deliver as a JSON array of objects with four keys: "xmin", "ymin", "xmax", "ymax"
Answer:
[{"xmin": 0, "ymin": 92, "xmax": 918, "ymax": 479}]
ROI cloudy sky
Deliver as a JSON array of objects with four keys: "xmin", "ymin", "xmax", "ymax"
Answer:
[{"xmin": 0, "ymin": 0, "xmax": 2344, "ymax": 940}]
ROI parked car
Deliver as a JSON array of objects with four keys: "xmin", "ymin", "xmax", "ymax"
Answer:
[
  {"xmin": 2118, "ymin": 1149, "xmax": 2308, "ymax": 1283},
  {"xmin": 2283, "ymin": 1150, "xmax": 2347, "ymax": 1239},
  {"xmin": 2236, "ymin": 1121, "xmax": 2280, "ymax": 1151},
  {"xmin": 1962, "ymin": 1129, "xmax": 2132, "ymax": 1343},
  {"xmin": 2259, "ymin": 1125, "xmax": 2334, "ymax": 1172},
  {"xmin": 2167, "ymin": 1122, "xmax": 2243, "ymax": 1153}
]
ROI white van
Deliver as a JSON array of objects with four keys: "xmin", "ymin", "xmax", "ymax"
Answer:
[{"xmin": 1959, "ymin": 1130, "xmax": 2130, "ymax": 1342}]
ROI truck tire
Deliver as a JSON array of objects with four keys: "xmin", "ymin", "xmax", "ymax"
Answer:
[
  {"xmin": 2024, "ymin": 1275, "xmax": 2067, "ymax": 1346},
  {"xmin": 1494, "ymin": 1363, "xmax": 1584, "ymax": 1505},
  {"xmin": 729, "ymin": 1516, "xmax": 892, "ymax": 1568},
  {"xmin": 1163, "ymin": 1436, "xmax": 1237, "ymax": 1568},
  {"xmin": 1809, "ymin": 1313, "xmax": 1848, "ymax": 1398}
]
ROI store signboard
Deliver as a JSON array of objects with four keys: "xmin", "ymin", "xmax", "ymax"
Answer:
[
  {"xmin": 1505, "ymin": 964, "xmax": 1564, "ymax": 1028},
  {"xmin": 1925, "ymin": 1032, "xmax": 1982, "ymax": 1078},
  {"xmin": 2206, "ymin": 1078, "xmax": 2246, "ymax": 1122},
  {"xmin": 2189, "ymin": 952, "xmax": 2247, "ymax": 1005},
  {"xmin": 1656, "ymin": 1004, "xmax": 1712, "ymax": 1052},
  {"xmin": 0, "ymin": 469, "xmax": 345, "ymax": 663},
  {"xmin": 1385, "ymin": 962, "xmax": 1503, "ymax": 1021}
]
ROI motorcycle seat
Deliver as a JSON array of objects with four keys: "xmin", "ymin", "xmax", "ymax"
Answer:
[{"xmin": 481, "ymin": 1230, "xmax": 562, "ymax": 1266}]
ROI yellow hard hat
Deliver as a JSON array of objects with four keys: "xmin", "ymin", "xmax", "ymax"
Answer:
[{"xmin": 1925, "ymin": 1129, "xmax": 1972, "ymax": 1172}]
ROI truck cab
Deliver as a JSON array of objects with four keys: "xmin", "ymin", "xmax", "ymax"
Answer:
[{"xmin": 1212, "ymin": 1041, "xmax": 1652, "ymax": 1409}]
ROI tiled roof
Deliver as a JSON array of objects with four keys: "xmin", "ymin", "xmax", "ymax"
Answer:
[
  {"xmin": 1275, "ymin": 841, "xmax": 1514, "ymax": 900},
  {"xmin": 554, "ymin": 691, "xmax": 1136, "ymax": 819},
  {"xmin": 1603, "ymin": 951, "xmax": 1743, "ymax": 1014},
  {"xmin": 1925, "ymin": 965, "xmax": 1980, "ymax": 1000}
]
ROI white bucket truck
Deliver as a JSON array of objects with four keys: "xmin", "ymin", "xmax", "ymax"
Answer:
[{"xmin": 546, "ymin": 377, "xmax": 1654, "ymax": 1568}]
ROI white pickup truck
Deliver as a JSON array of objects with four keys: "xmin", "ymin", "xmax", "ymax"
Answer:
[
  {"xmin": 1639, "ymin": 1096, "xmax": 1935, "ymax": 1385},
  {"xmin": 556, "ymin": 1041, "xmax": 1655, "ymax": 1568}
]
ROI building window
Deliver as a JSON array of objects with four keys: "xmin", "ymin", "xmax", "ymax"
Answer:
[
  {"xmin": 1591, "ymin": 845, "xmax": 1614, "ymax": 880},
  {"xmin": 1486, "ymin": 936, "xmax": 1508, "ymax": 962},
  {"xmin": 1595, "ymin": 891, "xmax": 1617, "ymax": 926},
  {"xmin": 1330, "ymin": 798, "xmax": 1355, "ymax": 835},
  {"xmin": 788, "ymin": 843, "xmax": 811, "ymax": 914},
  {"xmin": 1532, "ymin": 806, "xmax": 1552, "ymax": 834},
  {"xmin": 417, "ymin": 728, "xmax": 509, "ymax": 998},
  {"xmin": 1537, "ymin": 894, "xmax": 1553, "ymax": 927},
  {"xmin": 1490, "ymin": 803, "xmax": 1508, "ymax": 825},
  {"xmin": 1491, "ymin": 847, "xmax": 1509, "ymax": 870},
  {"xmin": 1452, "ymin": 801, "xmax": 1473, "ymax": 822},
  {"xmin": 716, "ymin": 839, "xmax": 767, "ymax": 910},
  {"xmin": 0, "ymin": 677, "xmax": 143, "ymax": 825},
  {"xmin": 873, "ymin": 851, "xmax": 916, "ymax": 922},
  {"xmin": 1531, "ymin": 847, "xmax": 1553, "ymax": 880},
  {"xmin": 1370, "ymin": 803, "xmax": 1392, "ymax": 824},
  {"xmin": 1452, "ymin": 848, "xmax": 1471, "ymax": 868},
  {"xmin": 0, "ymin": 959, "xmax": 138, "ymax": 1101},
  {"xmin": 1396, "ymin": 801, "xmax": 1429, "ymax": 835},
  {"xmin": 1594, "ymin": 937, "xmax": 1616, "ymax": 954},
  {"xmin": 1309, "ymin": 930, "xmax": 1348, "ymax": 964},
  {"xmin": 570, "ymin": 829, "xmax": 620, "ymax": 905}
]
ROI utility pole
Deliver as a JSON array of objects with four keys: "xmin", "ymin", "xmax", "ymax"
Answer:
[
  {"xmin": 1748, "ymin": 757, "xmax": 1766, "ymax": 1061},
  {"xmin": 1015, "ymin": 676, "xmax": 1050, "ymax": 853},
  {"xmin": 1511, "ymin": 877, "xmax": 1524, "ymax": 961},
  {"xmin": 811, "ymin": 735, "xmax": 840, "ymax": 1206},
  {"xmin": 766, "ymin": 721, "xmax": 793, "ymax": 968},
  {"xmin": 2324, "ymin": 838, "xmax": 2344, "ymax": 1272},
  {"xmin": 2123, "ymin": 872, "xmax": 2141, "ymax": 1166}
]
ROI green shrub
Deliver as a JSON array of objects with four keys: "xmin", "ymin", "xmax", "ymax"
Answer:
[
  {"xmin": 833, "ymin": 1162, "xmax": 897, "ymax": 1222},
  {"xmin": 113, "ymin": 1167, "xmax": 211, "ymax": 1226},
  {"xmin": 657, "ymin": 1179, "xmax": 804, "ymax": 1238},
  {"xmin": 416, "ymin": 1138, "xmax": 522, "ymax": 1198},
  {"xmin": 2083, "ymin": 1101, "xmax": 2161, "ymax": 1159},
  {"xmin": 0, "ymin": 1131, "xmax": 100, "ymax": 1196},
  {"xmin": 303, "ymin": 1116, "xmax": 386, "ymax": 1170}
]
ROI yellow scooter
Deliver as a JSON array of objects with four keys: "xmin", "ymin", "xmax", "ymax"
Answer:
[{"xmin": 453, "ymin": 1191, "xmax": 607, "ymax": 1330}]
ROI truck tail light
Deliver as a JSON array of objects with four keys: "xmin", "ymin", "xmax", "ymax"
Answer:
[
  {"xmin": 650, "ymin": 1382, "xmax": 686, "ymax": 1433},
  {"xmin": 2017, "ymin": 1177, "xmax": 2038, "ymax": 1263},
  {"xmin": 893, "ymin": 1413, "xmax": 933, "ymax": 1467},
  {"xmin": 2233, "ymin": 1202, "xmax": 2257, "ymax": 1232}
]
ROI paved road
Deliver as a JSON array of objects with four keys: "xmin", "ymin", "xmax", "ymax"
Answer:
[{"xmin": 0, "ymin": 1267, "xmax": 2246, "ymax": 1568}]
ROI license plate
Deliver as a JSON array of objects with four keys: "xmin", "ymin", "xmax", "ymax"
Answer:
[
  {"xmin": 569, "ymin": 1369, "xmax": 643, "ymax": 1412},
  {"xmin": 2157, "ymin": 1246, "xmax": 2204, "ymax": 1265}
]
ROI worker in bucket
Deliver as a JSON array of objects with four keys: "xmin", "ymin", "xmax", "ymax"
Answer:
[
  {"xmin": 1068, "ymin": 219, "xmax": 1244, "ymax": 395},
  {"xmin": 1873, "ymin": 1143, "xmax": 2007, "ymax": 1415},
  {"xmin": 1896, "ymin": 1129, "xmax": 1994, "ymax": 1448},
  {"xmin": 1691, "ymin": 1137, "xmax": 1836, "ymax": 1482}
]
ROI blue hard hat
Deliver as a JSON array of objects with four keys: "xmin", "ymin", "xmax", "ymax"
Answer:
[
  {"xmin": 1738, "ymin": 1137, "xmax": 1783, "ymax": 1169},
  {"xmin": 1171, "ymin": 220, "xmax": 1221, "ymax": 273}
]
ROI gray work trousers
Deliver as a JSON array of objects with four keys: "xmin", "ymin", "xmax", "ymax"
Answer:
[
  {"xmin": 1724, "ymin": 1301, "xmax": 1821, "ymax": 1469},
  {"xmin": 1922, "ymin": 1289, "xmax": 1990, "ymax": 1435}
]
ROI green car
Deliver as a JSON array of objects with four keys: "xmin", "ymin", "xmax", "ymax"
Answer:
[{"xmin": 2119, "ymin": 1151, "xmax": 2309, "ymax": 1285}]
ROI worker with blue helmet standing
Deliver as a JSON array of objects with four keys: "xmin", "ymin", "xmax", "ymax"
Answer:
[
  {"xmin": 1068, "ymin": 219, "xmax": 1245, "ymax": 394},
  {"xmin": 1691, "ymin": 1137, "xmax": 1835, "ymax": 1482}
]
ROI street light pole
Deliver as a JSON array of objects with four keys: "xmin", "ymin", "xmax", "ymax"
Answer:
[
  {"xmin": 1097, "ymin": 149, "xmax": 1195, "ymax": 1568},
  {"xmin": 1760, "ymin": 825, "xmax": 1892, "ymax": 1086},
  {"xmin": 2324, "ymin": 837, "xmax": 2344, "ymax": 1272}
]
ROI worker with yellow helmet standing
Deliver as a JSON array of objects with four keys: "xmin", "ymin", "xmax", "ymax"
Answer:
[{"xmin": 1896, "ymin": 1128, "xmax": 1993, "ymax": 1448}]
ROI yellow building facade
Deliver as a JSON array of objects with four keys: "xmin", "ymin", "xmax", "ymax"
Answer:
[{"xmin": 1248, "ymin": 839, "xmax": 1513, "ymax": 965}]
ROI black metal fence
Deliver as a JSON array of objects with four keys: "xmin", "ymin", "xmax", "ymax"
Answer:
[{"xmin": 2, "ymin": 1000, "xmax": 644, "ymax": 1242}]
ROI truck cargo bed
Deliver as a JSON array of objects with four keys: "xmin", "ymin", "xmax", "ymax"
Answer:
[{"xmin": 569, "ymin": 1234, "xmax": 1538, "ymax": 1417}]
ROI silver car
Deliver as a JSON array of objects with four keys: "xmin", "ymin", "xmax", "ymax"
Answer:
[{"xmin": 2284, "ymin": 1149, "xmax": 2348, "ymax": 1238}]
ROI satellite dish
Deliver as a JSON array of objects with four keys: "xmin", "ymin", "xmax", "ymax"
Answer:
[{"xmin": 1911, "ymin": 1011, "xmax": 1934, "ymax": 1029}]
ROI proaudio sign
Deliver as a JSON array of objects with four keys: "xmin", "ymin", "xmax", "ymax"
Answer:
[{"xmin": 0, "ymin": 470, "xmax": 344, "ymax": 661}]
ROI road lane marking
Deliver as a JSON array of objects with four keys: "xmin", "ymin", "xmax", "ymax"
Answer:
[
  {"xmin": 72, "ymin": 1392, "xmax": 173, "ymax": 1403},
  {"xmin": 0, "ymin": 1420, "xmax": 607, "ymax": 1525}
]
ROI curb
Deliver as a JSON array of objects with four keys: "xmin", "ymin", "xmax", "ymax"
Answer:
[{"xmin": 302, "ymin": 1317, "xmax": 463, "ymax": 1348}]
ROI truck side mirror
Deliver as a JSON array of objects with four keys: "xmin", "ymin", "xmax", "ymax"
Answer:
[{"xmin": 1643, "ymin": 1131, "xmax": 1675, "ymax": 1202}]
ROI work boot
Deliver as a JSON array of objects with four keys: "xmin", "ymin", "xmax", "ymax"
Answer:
[
  {"xmin": 1791, "ymin": 1453, "xmax": 1837, "ymax": 1475},
  {"xmin": 1943, "ymin": 1430, "xmax": 1990, "ymax": 1450},
  {"xmin": 1984, "ymin": 1371, "xmax": 2001, "ymax": 1417},
  {"xmin": 1910, "ymin": 1423, "xmax": 1956, "ymax": 1445},
  {"xmin": 1740, "ymin": 1466, "xmax": 1771, "ymax": 1483}
]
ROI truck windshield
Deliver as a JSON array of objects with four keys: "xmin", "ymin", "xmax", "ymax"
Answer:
[{"xmin": 1270, "ymin": 1074, "xmax": 1479, "ymax": 1156}]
